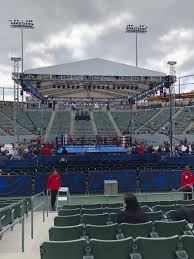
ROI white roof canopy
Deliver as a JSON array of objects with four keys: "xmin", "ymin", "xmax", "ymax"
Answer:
[{"xmin": 25, "ymin": 58, "xmax": 166, "ymax": 77}]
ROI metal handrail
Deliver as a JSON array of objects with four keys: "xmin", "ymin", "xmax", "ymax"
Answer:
[
  {"xmin": 0, "ymin": 216, "xmax": 24, "ymax": 252},
  {"xmin": 0, "ymin": 200, "xmax": 25, "ymax": 252},
  {"xmin": 0, "ymin": 200, "xmax": 24, "ymax": 213},
  {"xmin": 31, "ymin": 192, "xmax": 48, "ymax": 239}
]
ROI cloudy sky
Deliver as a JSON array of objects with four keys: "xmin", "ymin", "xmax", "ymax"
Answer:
[{"xmin": 1, "ymin": 0, "xmax": 194, "ymax": 97}]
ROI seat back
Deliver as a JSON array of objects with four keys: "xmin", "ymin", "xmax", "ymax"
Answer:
[
  {"xmin": 82, "ymin": 208, "xmax": 104, "ymax": 215},
  {"xmin": 141, "ymin": 206, "xmax": 152, "ymax": 213},
  {"xmin": 154, "ymin": 220, "xmax": 187, "ymax": 237},
  {"xmin": 62, "ymin": 204, "xmax": 82, "ymax": 209},
  {"xmin": 120, "ymin": 221, "xmax": 153, "ymax": 238},
  {"xmin": 104, "ymin": 207, "xmax": 122, "ymax": 214},
  {"xmin": 135, "ymin": 236, "xmax": 179, "ymax": 259},
  {"xmin": 146, "ymin": 211, "xmax": 164, "ymax": 221},
  {"xmin": 82, "ymin": 204, "xmax": 102, "ymax": 209},
  {"xmin": 90, "ymin": 237, "xmax": 133, "ymax": 259},
  {"xmin": 49, "ymin": 225, "xmax": 84, "ymax": 241},
  {"xmin": 86, "ymin": 224, "xmax": 118, "ymax": 240},
  {"xmin": 40, "ymin": 239, "xmax": 86, "ymax": 259},
  {"xmin": 107, "ymin": 203, "xmax": 122, "ymax": 208},
  {"xmin": 83, "ymin": 213, "xmax": 109, "ymax": 225},
  {"xmin": 166, "ymin": 210, "xmax": 177, "ymax": 221},
  {"xmin": 181, "ymin": 235, "xmax": 194, "ymax": 259},
  {"xmin": 58, "ymin": 208, "xmax": 81, "ymax": 216},
  {"xmin": 54, "ymin": 215, "xmax": 81, "ymax": 226},
  {"xmin": 153, "ymin": 205, "xmax": 176, "ymax": 213},
  {"xmin": 109, "ymin": 213, "xmax": 118, "ymax": 224}
]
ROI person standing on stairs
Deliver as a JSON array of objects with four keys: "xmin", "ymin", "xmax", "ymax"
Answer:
[{"xmin": 47, "ymin": 169, "xmax": 61, "ymax": 210}]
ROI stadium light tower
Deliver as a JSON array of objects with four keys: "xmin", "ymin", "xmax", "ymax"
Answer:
[
  {"xmin": 9, "ymin": 19, "xmax": 34, "ymax": 73},
  {"xmin": 125, "ymin": 24, "xmax": 148, "ymax": 67}
]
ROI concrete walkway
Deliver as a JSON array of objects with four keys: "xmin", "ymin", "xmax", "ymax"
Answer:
[{"xmin": 0, "ymin": 211, "xmax": 57, "ymax": 259}]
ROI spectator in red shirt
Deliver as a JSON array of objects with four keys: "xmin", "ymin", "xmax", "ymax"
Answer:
[
  {"xmin": 181, "ymin": 165, "xmax": 193, "ymax": 200},
  {"xmin": 43, "ymin": 145, "xmax": 51, "ymax": 156},
  {"xmin": 47, "ymin": 170, "xmax": 61, "ymax": 210},
  {"xmin": 138, "ymin": 143, "xmax": 145, "ymax": 154}
]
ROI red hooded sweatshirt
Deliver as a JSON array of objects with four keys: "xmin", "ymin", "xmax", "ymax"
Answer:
[
  {"xmin": 47, "ymin": 174, "xmax": 61, "ymax": 191},
  {"xmin": 181, "ymin": 170, "xmax": 193, "ymax": 190}
]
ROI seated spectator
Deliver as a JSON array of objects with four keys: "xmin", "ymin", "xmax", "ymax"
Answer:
[
  {"xmin": 174, "ymin": 206, "xmax": 194, "ymax": 223},
  {"xmin": 138, "ymin": 143, "xmax": 144, "ymax": 154},
  {"xmin": 117, "ymin": 194, "xmax": 148, "ymax": 224},
  {"xmin": 43, "ymin": 145, "xmax": 51, "ymax": 156}
]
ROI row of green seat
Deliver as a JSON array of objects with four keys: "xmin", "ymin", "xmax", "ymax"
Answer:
[
  {"xmin": 62, "ymin": 200, "xmax": 194, "ymax": 210},
  {"xmin": 58, "ymin": 206, "xmax": 152, "ymax": 216},
  {"xmin": 50, "ymin": 220, "xmax": 192, "ymax": 241},
  {"xmin": 40, "ymin": 235, "xmax": 194, "ymax": 259},
  {"xmin": 54, "ymin": 211, "xmax": 164, "ymax": 226},
  {"xmin": 0, "ymin": 200, "xmax": 25, "ymax": 228}
]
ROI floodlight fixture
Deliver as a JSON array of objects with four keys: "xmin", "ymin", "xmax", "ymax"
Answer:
[{"xmin": 125, "ymin": 24, "xmax": 148, "ymax": 67}]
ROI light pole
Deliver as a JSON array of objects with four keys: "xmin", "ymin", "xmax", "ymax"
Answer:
[
  {"xmin": 11, "ymin": 57, "xmax": 21, "ymax": 157},
  {"xmin": 125, "ymin": 24, "xmax": 148, "ymax": 67},
  {"xmin": 9, "ymin": 19, "xmax": 34, "ymax": 103}
]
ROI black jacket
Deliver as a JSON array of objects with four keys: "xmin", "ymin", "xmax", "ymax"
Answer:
[
  {"xmin": 117, "ymin": 207, "xmax": 148, "ymax": 224},
  {"xmin": 174, "ymin": 207, "xmax": 194, "ymax": 223}
]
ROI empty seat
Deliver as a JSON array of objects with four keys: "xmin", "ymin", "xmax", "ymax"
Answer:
[
  {"xmin": 82, "ymin": 204, "xmax": 102, "ymax": 209},
  {"xmin": 83, "ymin": 213, "xmax": 109, "ymax": 225},
  {"xmin": 90, "ymin": 237, "xmax": 133, "ymax": 259},
  {"xmin": 82, "ymin": 208, "xmax": 104, "ymax": 215},
  {"xmin": 135, "ymin": 236, "xmax": 179, "ymax": 259},
  {"xmin": 58, "ymin": 208, "xmax": 81, "ymax": 216},
  {"xmin": 141, "ymin": 206, "xmax": 152, "ymax": 213},
  {"xmin": 107, "ymin": 203, "xmax": 122, "ymax": 208},
  {"xmin": 54, "ymin": 215, "xmax": 81, "ymax": 226},
  {"xmin": 140, "ymin": 201, "xmax": 159, "ymax": 207},
  {"xmin": 109, "ymin": 213, "xmax": 118, "ymax": 224},
  {"xmin": 146, "ymin": 211, "xmax": 164, "ymax": 221},
  {"xmin": 181, "ymin": 235, "xmax": 194, "ymax": 259},
  {"xmin": 154, "ymin": 220, "xmax": 188, "ymax": 237},
  {"xmin": 61, "ymin": 205, "xmax": 82, "ymax": 209},
  {"xmin": 153, "ymin": 205, "xmax": 177, "ymax": 213},
  {"xmin": 86, "ymin": 224, "xmax": 118, "ymax": 240},
  {"xmin": 166, "ymin": 210, "xmax": 177, "ymax": 221},
  {"xmin": 40, "ymin": 239, "xmax": 86, "ymax": 259},
  {"xmin": 159, "ymin": 200, "xmax": 177, "ymax": 206},
  {"xmin": 178, "ymin": 200, "xmax": 194, "ymax": 205},
  {"xmin": 104, "ymin": 207, "xmax": 122, "ymax": 214},
  {"xmin": 120, "ymin": 221, "xmax": 153, "ymax": 238},
  {"xmin": 49, "ymin": 225, "xmax": 84, "ymax": 241}
]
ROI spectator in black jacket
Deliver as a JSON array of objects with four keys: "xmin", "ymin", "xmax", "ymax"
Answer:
[
  {"xmin": 174, "ymin": 206, "xmax": 194, "ymax": 223},
  {"xmin": 117, "ymin": 194, "xmax": 148, "ymax": 224}
]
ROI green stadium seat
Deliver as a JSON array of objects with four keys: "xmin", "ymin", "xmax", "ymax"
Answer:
[
  {"xmin": 109, "ymin": 213, "xmax": 118, "ymax": 224},
  {"xmin": 82, "ymin": 208, "xmax": 104, "ymax": 215},
  {"xmin": 141, "ymin": 206, "xmax": 152, "ymax": 212},
  {"xmin": 58, "ymin": 208, "xmax": 81, "ymax": 216},
  {"xmin": 61, "ymin": 205, "xmax": 82, "ymax": 209},
  {"xmin": 120, "ymin": 221, "xmax": 153, "ymax": 238},
  {"xmin": 178, "ymin": 200, "xmax": 194, "ymax": 205},
  {"xmin": 49, "ymin": 225, "xmax": 84, "ymax": 241},
  {"xmin": 166, "ymin": 210, "xmax": 177, "ymax": 221},
  {"xmin": 0, "ymin": 208, "xmax": 12, "ymax": 227},
  {"xmin": 153, "ymin": 205, "xmax": 177, "ymax": 213},
  {"xmin": 104, "ymin": 207, "xmax": 122, "ymax": 214},
  {"xmin": 82, "ymin": 204, "xmax": 102, "ymax": 209},
  {"xmin": 107, "ymin": 203, "xmax": 122, "ymax": 208},
  {"xmin": 40, "ymin": 239, "xmax": 86, "ymax": 259},
  {"xmin": 140, "ymin": 201, "xmax": 159, "ymax": 207},
  {"xmin": 154, "ymin": 220, "xmax": 188, "ymax": 237},
  {"xmin": 146, "ymin": 211, "xmax": 164, "ymax": 221},
  {"xmin": 159, "ymin": 200, "xmax": 177, "ymax": 206},
  {"xmin": 181, "ymin": 235, "xmax": 194, "ymax": 259},
  {"xmin": 86, "ymin": 224, "xmax": 118, "ymax": 240},
  {"xmin": 90, "ymin": 237, "xmax": 133, "ymax": 259},
  {"xmin": 54, "ymin": 215, "xmax": 81, "ymax": 226},
  {"xmin": 134, "ymin": 236, "xmax": 179, "ymax": 259},
  {"xmin": 83, "ymin": 213, "xmax": 109, "ymax": 225}
]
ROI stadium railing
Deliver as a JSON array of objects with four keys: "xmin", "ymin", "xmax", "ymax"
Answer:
[{"xmin": 0, "ymin": 200, "xmax": 25, "ymax": 252}]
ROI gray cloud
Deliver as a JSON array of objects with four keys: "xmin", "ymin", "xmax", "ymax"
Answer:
[{"xmin": 1, "ymin": 0, "xmax": 194, "ymax": 93}]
